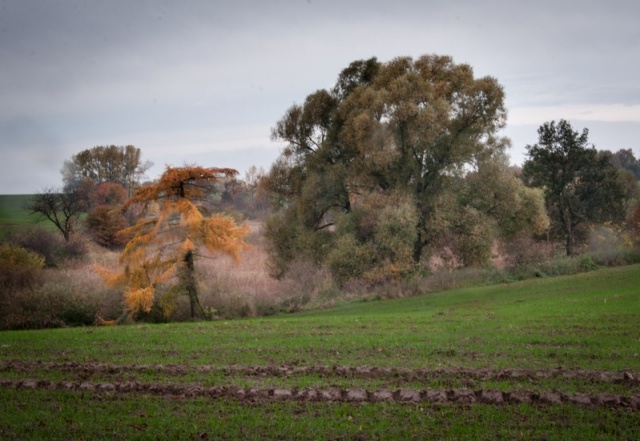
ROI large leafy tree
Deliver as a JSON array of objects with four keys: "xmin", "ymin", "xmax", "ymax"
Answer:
[
  {"xmin": 98, "ymin": 165, "xmax": 249, "ymax": 320},
  {"xmin": 522, "ymin": 120, "xmax": 634, "ymax": 256},
  {"xmin": 266, "ymin": 55, "xmax": 545, "ymax": 282},
  {"xmin": 61, "ymin": 145, "xmax": 151, "ymax": 196}
]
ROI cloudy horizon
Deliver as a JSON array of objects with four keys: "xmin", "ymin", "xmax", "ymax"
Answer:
[{"xmin": 1, "ymin": 0, "xmax": 639, "ymax": 194}]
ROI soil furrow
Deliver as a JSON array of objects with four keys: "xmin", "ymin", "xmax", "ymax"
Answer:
[
  {"xmin": 1, "ymin": 378, "xmax": 638, "ymax": 409},
  {"xmin": 1, "ymin": 360, "xmax": 638, "ymax": 384}
]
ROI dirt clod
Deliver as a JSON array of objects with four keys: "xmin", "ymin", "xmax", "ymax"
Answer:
[
  {"xmin": 477, "ymin": 389, "xmax": 504, "ymax": 404},
  {"xmin": 450, "ymin": 389, "xmax": 476, "ymax": 404}
]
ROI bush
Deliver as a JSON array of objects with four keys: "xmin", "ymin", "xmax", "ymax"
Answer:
[
  {"xmin": 0, "ymin": 243, "xmax": 45, "ymax": 290},
  {"xmin": 326, "ymin": 235, "xmax": 377, "ymax": 287},
  {"xmin": 1, "ymin": 283, "xmax": 69, "ymax": 330},
  {"xmin": 0, "ymin": 249, "xmax": 123, "ymax": 330},
  {"xmin": 373, "ymin": 200, "xmax": 418, "ymax": 270},
  {"xmin": 502, "ymin": 235, "xmax": 554, "ymax": 269},
  {"xmin": 85, "ymin": 205, "xmax": 130, "ymax": 248},
  {"xmin": 449, "ymin": 206, "xmax": 496, "ymax": 267},
  {"xmin": 6, "ymin": 226, "xmax": 86, "ymax": 267}
]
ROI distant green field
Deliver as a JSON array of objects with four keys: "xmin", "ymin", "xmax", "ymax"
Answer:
[
  {"xmin": 1, "ymin": 265, "xmax": 639, "ymax": 439},
  {"xmin": 0, "ymin": 194, "xmax": 51, "ymax": 235}
]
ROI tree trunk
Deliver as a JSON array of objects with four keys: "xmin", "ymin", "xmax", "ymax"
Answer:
[
  {"xmin": 183, "ymin": 251, "xmax": 204, "ymax": 319},
  {"xmin": 412, "ymin": 227, "xmax": 423, "ymax": 264},
  {"xmin": 563, "ymin": 207, "xmax": 574, "ymax": 256}
]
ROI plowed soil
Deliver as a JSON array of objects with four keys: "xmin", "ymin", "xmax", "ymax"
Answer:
[{"xmin": 2, "ymin": 361, "xmax": 638, "ymax": 409}]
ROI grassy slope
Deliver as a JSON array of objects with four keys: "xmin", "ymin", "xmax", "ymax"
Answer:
[
  {"xmin": 2, "ymin": 264, "xmax": 638, "ymax": 370},
  {"xmin": 1, "ymin": 264, "xmax": 639, "ymax": 439}
]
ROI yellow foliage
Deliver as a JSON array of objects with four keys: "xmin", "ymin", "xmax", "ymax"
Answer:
[
  {"xmin": 94, "ymin": 264, "xmax": 127, "ymax": 288},
  {"xmin": 0, "ymin": 244, "xmax": 45, "ymax": 269},
  {"xmin": 95, "ymin": 316, "xmax": 118, "ymax": 326},
  {"xmin": 124, "ymin": 286, "xmax": 155, "ymax": 314},
  {"xmin": 175, "ymin": 198, "xmax": 203, "ymax": 225},
  {"xmin": 155, "ymin": 260, "xmax": 178, "ymax": 285},
  {"xmin": 95, "ymin": 165, "xmax": 248, "ymax": 319},
  {"xmin": 179, "ymin": 238, "xmax": 197, "ymax": 254},
  {"xmin": 199, "ymin": 215, "xmax": 250, "ymax": 260}
]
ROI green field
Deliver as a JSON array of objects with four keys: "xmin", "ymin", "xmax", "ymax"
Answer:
[
  {"xmin": 0, "ymin": 194, "xmax": 47, "ymax": 235},
  {"xmin": 1, "ymin": 265, "xmax": 639, "ymax": 439}
]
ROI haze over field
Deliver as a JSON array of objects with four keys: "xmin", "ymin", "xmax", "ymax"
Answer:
[{"xmin": 1, "ymin": 0, "xmax": 639, "ymax": 194}]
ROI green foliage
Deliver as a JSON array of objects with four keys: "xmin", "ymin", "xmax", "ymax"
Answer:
[
  {"xmin": 459, "ymin": 152, "xmax": 549, "ymax": 240},
  {"xmin": 373, "ymin": 197, "xmax": 418, "ymax": 267},
  {"xmin": 607, "ymin": 148, "xmax": 640, "ymax": 180},
  {"xmin": 326, "ymin": 235, "xmax": 376, "ymax": 286},
  {"xmin": 264, "ymin": 210, "xmax": 332, "ymax": 278},
  {"xmin": 449, "ymin": 206, "xmax": 496, "ymax": 267},
  {"xmin": 266, "ymin": 54, "xmax": 540, "ymax": 284},
  {"xmin": 0, "ymin": 242, "xmax": 45, "ymax": 269},
  {"xmin": 523, "ymin": 120, "xmax": 635, "ymax": 255}
]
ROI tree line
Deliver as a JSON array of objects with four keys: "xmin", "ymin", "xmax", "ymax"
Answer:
[
  {"xmin": 264, "ymin": 55, "xmax": 638, "ymax": 286},
  {"xmin": 17, "ymin": 53, "xmax": 640, "ymax": 323}
]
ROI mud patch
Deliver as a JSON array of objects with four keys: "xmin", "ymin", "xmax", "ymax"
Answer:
[{"xmin": 1, "ymin": 378, "xmax": 638, "ymax": 409}]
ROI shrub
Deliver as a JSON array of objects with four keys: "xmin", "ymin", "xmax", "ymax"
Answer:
[
  {"xmin": 449, "ymin": 206, "xmax": 497, "ymax": 267},
  {"xmin": 326, "ymin": 235, "xmax": 377, "ymax": 287},
  {"xmin": 624, "ymin": 201, "xmax": 640, "ymax": 244},
  {"xmin": 0, "ymin": 246, "xmax": 123, "ymax": 330},
  {"xmin": 502, "ymin": 235, "xmax": 554, "ymax": 269},
  {"xmin": 85, "ymin": 205, "xmax": 129, "ymax": 248},
  {"xmin": 373, "ymin": 200, "xmax": 418, "ymax": 270},
  {"xmin": 7, "ymin": 226, "xmax": 86, "ymax": 267},
  {"xmin": 0, "ymin": 243, "xmax": 45, "ymax": 290}
]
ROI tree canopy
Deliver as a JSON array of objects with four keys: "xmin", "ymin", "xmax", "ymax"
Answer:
[
  {"xmin": 61, "ymin": 145, "xmax": 151, "ymax": 196},
  {"xmin": 607, "ymin": 148, "xmax": 640, "ymax": 180},
  {"xmin": 98, "ymin": 165, "xmax": 249, "ymax": 320},
  {"xmin": 265, "ymin": 54, "xmax": 547, "ymax": 283},
  {"xmin": 522, "ymin": 120, "xmax": 635, "ymax": 255}
]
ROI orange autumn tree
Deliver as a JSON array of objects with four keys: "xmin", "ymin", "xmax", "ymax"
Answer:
[{"xmin": 98, "ymin": 165, "xmax": 249, "ymax": 320}]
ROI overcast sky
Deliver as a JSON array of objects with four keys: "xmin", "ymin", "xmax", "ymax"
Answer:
[{"xmin": 1, "ymin": 0, "xmax": 639, "ymax": 194}]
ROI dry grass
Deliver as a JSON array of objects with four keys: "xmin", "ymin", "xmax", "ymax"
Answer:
[
  {"xmin": 6, "ymin": 220, "xmax": 637, "ymax": 328},
  {"xmin": 0, "ymin": 239, "xmax": 123, "ymax": 329},
  {"xmin": 194, "ymin": 222, "xmax": 332, "ymax": 318}
]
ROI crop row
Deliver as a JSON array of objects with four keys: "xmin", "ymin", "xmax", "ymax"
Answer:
[
  {"xmin": 1, "ymin": 360, "xmax": 638, "ymax": 384},
  {"xmin": 2, "ymin": 377, "xmax": 639, "ymax": 409}
]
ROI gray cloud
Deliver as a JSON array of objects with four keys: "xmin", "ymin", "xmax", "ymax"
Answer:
[{"xmin": 1, "ymin": 0, "xmax": 639, "ymax": 193}]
